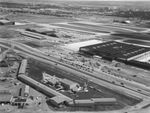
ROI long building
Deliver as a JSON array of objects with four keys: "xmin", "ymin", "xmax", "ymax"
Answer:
[
  {"xmin": 79, "ymin": 41, "xmax": 150, "ymax": 61},
  {"xmin": 20, "ymin": 31, "xmax": 46, "ymax": 40},
  {"xmin": 18, "ymin": 74, "xmax": 72, "ymax": 101},
  {"xmin": 68, "ymin": 98, "xmax": 116, "ymax": 107}
]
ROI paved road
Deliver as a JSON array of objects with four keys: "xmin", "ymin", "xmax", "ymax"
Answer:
[{"xmin": 1, "ymin": 39, "xmax": 150, "ymax": 113}]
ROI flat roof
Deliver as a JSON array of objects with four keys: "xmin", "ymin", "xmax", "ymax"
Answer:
[
  {"xmin": 91, "ymin": 98, "xmax": 116, "ymax": 103},
  {"xmin": 50, "ymin": 96, "xmax": 66, "ymax": 104},
  {"xmin": 60, "ymin": 78, "xmax": 77, "ymax": 86}
]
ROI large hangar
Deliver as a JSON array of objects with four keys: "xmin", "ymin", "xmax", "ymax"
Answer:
[{"xmin": 79, "ymin": 41, "xmax": 150, "ymax": 61}]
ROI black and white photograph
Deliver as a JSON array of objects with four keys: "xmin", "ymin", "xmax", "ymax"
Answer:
[{"xmin": 0, "ymin": 0, "xmax": 150, "ymax": 113}]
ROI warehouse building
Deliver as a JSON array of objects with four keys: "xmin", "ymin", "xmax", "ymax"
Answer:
[
  {"xmin": 79, "ymin": 41, "xmax": 150, "ymax": 61},
  {"xmin": 18, "ymin": 74, "xmax": 72, "ymax": 101},
  {"xmin": 0, "ymin": 19, "xmax": 15, "ymax": 25}
]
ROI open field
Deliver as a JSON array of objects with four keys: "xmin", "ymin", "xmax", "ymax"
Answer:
[
  {"xmin": 5, "ymin": 13, "xmax": 75, "ymax": 24},
  {"xmin": 52, "ymin": 24, "xmax": 110, "ymax": 33},
  {"xmin": 69, "ymin": 22, "xmax": 137, "ymax": 32},
  {"xmin": 104, "ymin": 24, "xmax": 148, "ymax": 32}
]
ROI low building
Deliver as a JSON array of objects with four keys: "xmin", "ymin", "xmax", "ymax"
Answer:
[
  {"xmin": 0, "ymin": 19, "xmax": 15, "ymax": 25},
  {"xmin": 49, "ymin": 96, "xmax": 66, "ymax": 107},
  {"xmin": 68, "ymin": 99, "xmax": 95, "ymax": 107},
  {"xmin": 91, "ymin": 98, "xmax": 116, "ymax": 104},
  {"xmin": 60, "ymin": 78, "xmax": 80, "ymax": 91}
]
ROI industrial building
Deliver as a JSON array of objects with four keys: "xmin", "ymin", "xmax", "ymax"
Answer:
[
  {"xmin": 79, "ymin": 41, "xmax": 150, "ymax": 61},
  {"xmin": 42, "ymin": 72, "xmax": 81, "ymax": 92},
  {"xmin": 0, "ymin": 19, "xmax": 15, "ymax": 25},
  {"xmin": 18, "ymin": 74, "xmax": 72, "ymax": 101}
]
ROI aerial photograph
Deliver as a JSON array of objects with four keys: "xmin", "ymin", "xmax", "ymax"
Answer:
[{"xmin": 1, "ymin": 0, "xmax": 150, "ymax": 113}]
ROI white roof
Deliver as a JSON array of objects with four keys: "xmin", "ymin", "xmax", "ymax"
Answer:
[{"xmin": 63, "ymin": 40, "xmax": 102, "ymax": 51}]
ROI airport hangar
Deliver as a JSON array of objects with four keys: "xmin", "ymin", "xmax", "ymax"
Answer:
[{"xmin": 79, "ymin": 41, "xmax": 150, "ymax": 62}]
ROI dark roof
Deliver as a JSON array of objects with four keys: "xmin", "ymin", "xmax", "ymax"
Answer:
[{"xmin": 80, "ymin": 41, "xmax": 150, "ymax": 60}]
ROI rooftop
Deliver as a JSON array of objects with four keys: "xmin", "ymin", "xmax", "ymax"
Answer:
[
  {"xmin": 50, "ymin": 96, "xmax": 66, "ymax": 104},
  {"xmin": 60, "ymin": 78, "xmax": 77, "ymax": 86}
]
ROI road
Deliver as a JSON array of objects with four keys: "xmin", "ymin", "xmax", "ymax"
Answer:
[{"xmin": 1, "ymin": 39, "xmax": 150, "ymax": 113}]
